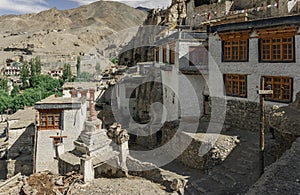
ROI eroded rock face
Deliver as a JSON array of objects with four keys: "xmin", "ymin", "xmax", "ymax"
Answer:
[
  {"xmin": 166, "ymin": 0, "xmax": 187, "ymax": 24},
  {"xmin": 107, "ymin": 123, "xmax": 129, "ymax": 145},
  {"xmin": 269, "ymin": 92, "xmax": 300, "ymax": 157}
]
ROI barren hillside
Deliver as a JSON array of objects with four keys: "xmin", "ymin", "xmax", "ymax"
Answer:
[{"xmin": 0, "ymin": 1, "xmax": 147, "ymax": 71}]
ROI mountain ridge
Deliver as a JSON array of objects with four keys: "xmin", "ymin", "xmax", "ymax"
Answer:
[{"xmin": 0, "ymin": 1, "xmax": 148, "ymax": 71}]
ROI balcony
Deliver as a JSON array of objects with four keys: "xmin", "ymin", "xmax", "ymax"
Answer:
[{"xmin": 179, "ymin": 64, "xmax": 209, "ymax": 75}]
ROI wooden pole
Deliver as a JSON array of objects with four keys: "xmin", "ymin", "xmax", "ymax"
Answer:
[{"xmin": 259, "ymin": 77, "xmax": 265, "ymax": 176}]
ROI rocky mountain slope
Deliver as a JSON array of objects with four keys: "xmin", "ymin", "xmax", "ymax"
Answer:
[{"xmin": 0, "ymin": 1, "xmax": 147, "ymax": 71}]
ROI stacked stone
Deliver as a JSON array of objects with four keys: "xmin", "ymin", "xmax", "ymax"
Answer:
[{"xmin": 107, "ymin": 123, "xmax": 129, "ymax": 145}]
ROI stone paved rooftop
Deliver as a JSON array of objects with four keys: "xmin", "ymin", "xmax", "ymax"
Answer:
[
  {"xmin": 35, "ymin": 95, "xmax": 85, "ymax": 110},
  {"xmin": 8, "ymin": 107, "xmax": 36, "ymax": 129},
  {"xmin": 35, "ymin": 95, "xmax": 83, "ymax": 104},
  {"xmin": 63, "ymin": 82, "xmax": 98, "ymax": 90}
]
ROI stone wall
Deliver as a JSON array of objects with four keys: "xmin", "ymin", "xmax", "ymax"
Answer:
[
  {"xmin": 206, "ymin": 97, "xmax": 273, "ymax": 131},
  {"xmin": 225, "ymin": 100, "xmax": 261, "ymax": 131},
  {"xmin": 161, "ymin": 121, "xmax": 239, "ymax": 170},
  {"xmin": 269, "ymin": 92, "xmax": 300, "ymax": 158},
  {"xmin": 14, "ymin": 160, "xmax": 33, "ymax": 176},
  {"xmin": 246, "ymin": 137, "xmax": 300, "ymax": 195},
  {"xmin": 0, "ymin": 160, "xmax": 7, "ymax": 179},
  {"xmin": 58, "ymin": 159, "xmax": 80, "ymax": 175},
  {"xmin": 6, "ymin": 124, "xmax": 35, "ymax": 176},
  {"xmin": 94, "ymin": 159, "xmax": 119, "ymax": 178},
  {"xmin": 135, "ymin": 69, "xmax": 163, "ymax": 123},
  {"xmin": 8, "ymin": 124, "xmax": 35, "ymax": 159}
]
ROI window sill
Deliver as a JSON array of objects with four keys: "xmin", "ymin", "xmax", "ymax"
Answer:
[
  {"xmin": 259, "ymin": 60, "xmax": 295, "ymax": 63},
  {"xmin": 222, "ymin": 60, "xmax": 249, "ymax": 63},
  {"xmin": 225, "ymin": 94, "xmax": 247, "ymax": 98},
  {"xmin": 264, "ymin": 99, "xmax": 292, "ymax": 104}
]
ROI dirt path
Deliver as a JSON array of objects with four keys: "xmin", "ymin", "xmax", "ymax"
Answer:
[{"xmin": 73, "ymin": 177, "xmax": 170, "ymax": 195}]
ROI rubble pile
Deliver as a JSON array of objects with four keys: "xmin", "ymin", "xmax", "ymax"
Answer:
[{"xmin": 21, "ymin": 172, "xmax": 85, "ymax": 195}]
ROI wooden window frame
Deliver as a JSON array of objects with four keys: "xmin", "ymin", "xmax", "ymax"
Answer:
[
  {"xmin": 163, "ymin": 45, "xmax": 167, "ymax": 63},
  {"xmin": 258, "ymin": 27, "xmax": 296, "ymax": 62},
  {"xmin": 264, "ymin": 76, "xmax": 293, "ymax": 103},
  {"xmin": 220, "ymin": 31, "xmax": 249, "ymax": 62},
  {"xmin": 50, "ymin": 135, "xmax": 67, "ymax": 145},
  {"xmin": 222, "ymin": 40, "xmax": 248, "ymax": 62},
  {"xmin": 39, "ymin": 109, "xmax": 62, "ymax": 130},
  {"xmin": 259, "ymin": 37, "xmax": 294, "ymax": 62},
  {"xmin": 169, "ymin": 43, "xmax": 175, "ymax": 64},
  {"xmin": 224, "ymin": 74, "xmax": 247, "ymax": 98},
  {"xmin": 189, "ymin": 46, "xmax": 208, "ymax": 66},
  {"xmin": 155, "ymin": 47, "xmax": 159, "ymax": 63}
]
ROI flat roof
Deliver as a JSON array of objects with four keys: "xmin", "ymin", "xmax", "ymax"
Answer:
[
  {"xmin": 8, "ymin": 107, "xmax": 36, "ymax": 129},
  {"xmin": 35, "ymin": 95, "xmax": 84, "ymax": 110},
  {"xmin": 63, "ymin": 82, "xmax": 98, "ymax": 90},
  {"xmin": 209, "ymin": 14, "xmax": 300, "ymax": 33}
]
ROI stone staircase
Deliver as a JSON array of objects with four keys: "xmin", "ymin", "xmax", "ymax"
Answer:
[
  {"xmin": 165, "ymin": 130, "xmax": 259, "ymax": 195},
  {"xmin": 184, "ymin": 131, "xmax": 261, "ymax": 195}
]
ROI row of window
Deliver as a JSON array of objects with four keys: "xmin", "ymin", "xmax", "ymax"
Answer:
[
  {"xmin": 155, "ymin": 45, "xmax": 208, "ymax": 66},
  {"xmin": 155, "ymin": 43, "xmax": 175, "ymax": 64},
  {"xmin": 224, "ymin": 74, "xmax": 293, "ymax": 103},
  {"xmin": 221, "ymin": 29, "xmax": 296, "ymax": 62}
]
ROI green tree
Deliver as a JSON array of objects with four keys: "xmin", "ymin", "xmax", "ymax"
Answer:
[
  {"xmin": 11, "ymin": 75, "xmax": 63, "ymax": 111},
  {"xmin": 11, "ymin": 84, "xmax": 20, "ymax": 97},
  {"xmin": 29, "ymin": 58, "xmax": 37, "ymax": 77},
  {"xmin": 12, "ymin": 88, "xmax": 42, "ymax": 111},
  {"xmin": 30, "ymin": 74, "xmax": 61, "ymax": 93},
  {"xmin": 29, "ymin": 56, "xmax": 42, "ymax": 78},
  {"xmin": 62, "ymin": 63, "xmax": 72, "ymax": 82},
  {"xmin": 0, "ymin": 78, "xmax": 8, "ymax": 92},
  {"xmin": 95, "ymin": 62, "xmax": 101, "ymax": 73},
  {"xmin": 35, "ymin": 56, "xmax": 42, "ymax": 74},
  {"xmin": 76, "ymin": 56, "xmax": 81, "ymax": 77},
  {"xmin": 20, "ymin": 61, "xmax": 29, "ymax": 89},
  {"xmin": 0, "ymin": 90, "xmax": 12, "ymax": 113}
]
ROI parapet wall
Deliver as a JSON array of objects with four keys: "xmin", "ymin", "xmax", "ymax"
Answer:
[{"xmin": 246, "ymin": 137, "xmax": 300, "ymax": 195}]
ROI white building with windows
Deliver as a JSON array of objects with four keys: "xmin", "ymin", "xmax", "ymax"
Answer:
[
  {"xmin": 209, "ymin": 14, "xmax": 300, "ymax": 105},
  {"xmin": 34, "ymin": 95, "xmax": 87, "ymax": 173},
  {"xmin": 208, "ymin": 14, "xmax": 300, "ymax": 130},
  {"xmin": 154, "ymin": 30, "xmax": 209, "ymax": 121}
]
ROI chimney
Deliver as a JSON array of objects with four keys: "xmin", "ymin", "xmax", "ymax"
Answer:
[
  {"xmin": 70, "ymin": 89, "xmax": 78, "ymax": 98},
  {"xmin": 89, "ymin": 89, "xmax": 95, "ymax": 101},
  {"xmin": 88, "ymin": 100, "xmax": 97, "ymax": 121},
  {"xmin": 80, "ymin": 89, "xmax": 88, "ymax": 98}
]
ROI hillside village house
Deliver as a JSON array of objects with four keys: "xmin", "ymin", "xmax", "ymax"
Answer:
[
  {"xmin": 150, "ymin": 10, "xmax": 300, "ymax": 130},
  {"xmin": 34, "ymin": 95, "xmax": 87, "ymax": 173},
  {"xmin": 3, "ymin": 62, "xmax": 22, "ymax": 76},
  {"xmin": 154, "ymin": 29, "xmax": 209, "ymax": 122},
  {"xmin": 48, "ymin": 68, "xmax": 63, "ymax": 79},
  {"xmin": 208, "ymin": 14, "xmax": 300, "ymax": 130}
]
